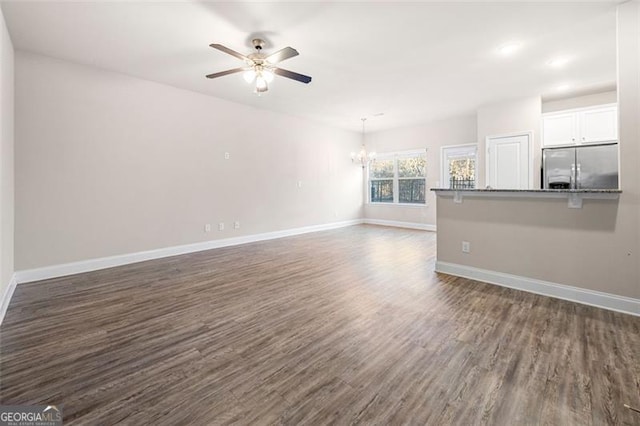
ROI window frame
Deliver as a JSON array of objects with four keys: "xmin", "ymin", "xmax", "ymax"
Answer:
[
  {"xmin": 368, "ymin": 149, "xmax": 427, "ymax": 206},
  {"xmin": 440, "ymin": 143, "xmax": 478, "ymax": 189}
]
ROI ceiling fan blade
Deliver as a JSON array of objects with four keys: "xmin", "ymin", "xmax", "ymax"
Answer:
[
  {"xmin": 265, "ymin": 46, "xmax": 299, "ymax": 64},
  {"xmin": 209, "ymin": 44, "xmax": 249, "ymax": 61},
  {"xmin": 206, "ymin": 68, "xmax": 245, "ymax": 79},
  {"xmin": 274, "ymin": 67, "xmax": 312, "ymax": 84}
]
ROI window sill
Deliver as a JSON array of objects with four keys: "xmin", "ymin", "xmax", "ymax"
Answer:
[{"xmin": 367, "ymin": 202, "xmax": 428, "ymax": 208}]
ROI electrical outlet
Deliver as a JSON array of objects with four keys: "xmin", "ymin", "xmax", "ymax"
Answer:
[
  {"xmin": 224, "ymin": 152, "xmax": 230, "ymax": 160},
  {"xmin": 218, "ymin": 222, "xmax": 225, "ymax": 231},
  {"xmin": 462, "ymin": 241, "xmax": 471, "ymax": 253},
  {"xmin": 234, "ymin": 221, "xmax": 240, "ymax": 229},
  {"xmin": 204, "ymin": 224, "xmax": 211, "ymax": 232}
]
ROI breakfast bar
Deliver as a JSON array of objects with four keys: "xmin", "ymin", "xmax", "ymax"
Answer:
[{"xmin": 431, "ymin": 188, "xmax": 622, "ymax": 209}]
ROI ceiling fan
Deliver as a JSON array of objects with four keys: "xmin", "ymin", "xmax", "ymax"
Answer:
[{"xmin": 206, "ymin": 38, "xmax": 312, "ymax": 94}]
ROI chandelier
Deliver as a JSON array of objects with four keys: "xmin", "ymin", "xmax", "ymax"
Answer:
[{"xmin": 351, "ymin": 118, "xmax": 376, "ymax": 168}]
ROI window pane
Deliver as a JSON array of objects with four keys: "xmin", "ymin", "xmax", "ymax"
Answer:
[
  {"xmin": 399, "ymin": 179, "xmax": 425, "ymax": 203},
  {"xmin": 449, "ymin": 157, "xmax": 476, "ymax": 189},
  {"xmin": 370, "ymin": 159, "xmax": 394, "ymax": 178},
  {"xmin": 398, "ymin": 156, "xmax": 426, "ymax": 178},
  {"xmin": 370, "ymin": 180, "xmax": 394, "ymax": 203}
]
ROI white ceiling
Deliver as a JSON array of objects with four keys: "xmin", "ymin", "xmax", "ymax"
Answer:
[{"xmin": 1, "ymin": 1, "xmax": 617, "ymax": 132}]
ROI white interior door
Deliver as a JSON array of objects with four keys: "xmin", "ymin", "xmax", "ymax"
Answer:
[{"xmin": 486, "ymin": 134, "xmax": 531, "ymax": 189}]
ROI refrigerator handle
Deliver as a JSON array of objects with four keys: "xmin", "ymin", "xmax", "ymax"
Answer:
[
  {"xmin": 571, "ymin": 163, "xmax": 576, "ymax": 189},
  {"xmin": 576, "ymin": 163, "xmax": 581, "ymax": 189}
]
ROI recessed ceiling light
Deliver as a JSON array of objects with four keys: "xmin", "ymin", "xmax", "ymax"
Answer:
[
  {"xmin": 497, "ymin": 42, "xmax": 522, "ymax": 56},
  {"xmin": 547, "ymin": 57, "xmax": 570, "ymax": 68},
  {"xmin": 556, "ymin": 84, "xmax": 571, "ymax": 92}
]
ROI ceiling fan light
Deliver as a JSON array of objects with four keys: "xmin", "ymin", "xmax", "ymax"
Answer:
[
  {"xmin": 255, "ymin": 75, "xmax": 268, "ymax": 91},
  {"xmin": 243, "ymin": 69, "xmax": 256, "ymax": 83},
  {"xmin": 262, "ymin": 69, "xmax": 275, "ymax": 83}
]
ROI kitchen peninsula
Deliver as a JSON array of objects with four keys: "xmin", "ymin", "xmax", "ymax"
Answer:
[{"xmin": 430, "ymin": 187, "xmax": 637, "ymax": 316}]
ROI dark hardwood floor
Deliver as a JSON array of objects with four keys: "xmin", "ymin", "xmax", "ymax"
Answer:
[{"xmin": 1, "ymin": 225, "xmax": 639, "ymax": 425}]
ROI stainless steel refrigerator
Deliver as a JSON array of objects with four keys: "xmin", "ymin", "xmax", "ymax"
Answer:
[{"xmin": 542, "ymin": 142, "xmax": 619, "ymax": 189}]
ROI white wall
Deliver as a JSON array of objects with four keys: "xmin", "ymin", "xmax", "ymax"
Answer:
[
  {"xmin": 542, "ymin": 90, "xmax": 617, "ymax": 113},
  {"xmin": 0, "ymin": 9, "xmax": 14, "ymax": 300},
  {"xmin": 15, "ymin": 52, "xmax": 363, "ymax": 270},
  {"xmin": 435, "ymin": 1, "xmax": 639, "ymax": 302},
  {"xmin": 364, "ymin": 115, "xmax": 477, "ymax": 227},
  {"xmin": 616, "ymin": 0, "xmax": 640, "ymax": 300},
  {"xmin": 477, "ymin": 96, "xmax": 542, "ymax": 188}
]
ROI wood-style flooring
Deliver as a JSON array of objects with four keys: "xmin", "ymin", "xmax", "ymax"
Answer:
[{"xmin": 1, "ymin": 225, "xmax": 639, "ymax": 425}]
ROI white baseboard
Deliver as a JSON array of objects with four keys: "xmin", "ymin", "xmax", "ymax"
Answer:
[
  {"xmin": 435, "ymin": 261, "xmax": 640, "ymax": 317},
  {"xmin": 363, "ymin": 218, "xmax": 436, "ymax": 232},
  {"xmin": 15, "ymin": 219, "xmax": 364, "ymax": 284},
  {"xmin": 0, "ymin": 273, "xmax": 18, "ymax": 326}
]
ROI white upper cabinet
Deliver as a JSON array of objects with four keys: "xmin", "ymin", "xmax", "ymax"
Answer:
[
  {"xmin": 542, "ymin": 112, "xmax": 578, "ymax": 146},
  {"xmin": 542, "ymin": 104, "xmax": 618, "ymax": 147},
  {"xmin": 579, "ymin": 106, "xmax": 617, "ymax": 143}
]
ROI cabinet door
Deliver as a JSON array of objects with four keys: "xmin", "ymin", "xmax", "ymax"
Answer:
[
  {"xmin": 579, "ymin": 106, "xmax": 617, "ymax": 143},
  {"xmin": 542, "ymin": 112, "xmax": 578, "ymax": 146}
]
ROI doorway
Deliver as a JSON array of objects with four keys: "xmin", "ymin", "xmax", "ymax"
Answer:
[{"xmin": 441, "ymin": 144, "xmax": 477, "ymax": 189}]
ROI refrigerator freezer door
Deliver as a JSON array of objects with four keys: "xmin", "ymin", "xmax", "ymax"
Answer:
[
  {"xmin": 543, "ymin": 148, "xmax": 575, "ymax": 189},
  {"xmin": 575, "ymin": 144, "xmax": 619, "ymax": 189}
]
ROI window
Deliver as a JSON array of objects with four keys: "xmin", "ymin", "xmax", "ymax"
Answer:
[
  {"xmin": 369, "ymin": 151, "xmax": 426, "ymax": 204},
  {"xmin": 441, "ymin": 144, "xmax": 477, "ymax": 189},
  {"xmin": 369, "ymin": 159, "xmax": 395, "ymax": 203}
]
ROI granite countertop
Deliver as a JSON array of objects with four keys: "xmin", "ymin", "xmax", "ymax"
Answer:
[{"xmin": 431, "ymin": 188, "xmax": 622, "ymax": 193}]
